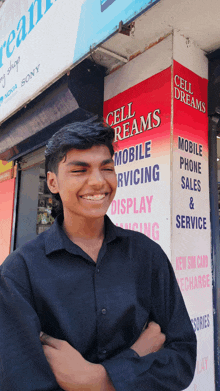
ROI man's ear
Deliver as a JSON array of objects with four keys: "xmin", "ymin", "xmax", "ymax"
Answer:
[{"xmin": 47, "ymin": 171, "xmax": 59, "ymax": 194}]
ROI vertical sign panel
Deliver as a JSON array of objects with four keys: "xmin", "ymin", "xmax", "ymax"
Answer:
[
  {"xmin": 104, "ymin": 67, "xmax": 171, "ymax": 257},
  {"xmin": 0, "ymin": 160, "xmax": 13, "ymax": 182},
  {"xmin": 172, "ymin": 60, "xmax": 214, "ymax": 391},
  {"xmin": 0, "ymin": 178, "xmax": 15, "ymax": 265}
]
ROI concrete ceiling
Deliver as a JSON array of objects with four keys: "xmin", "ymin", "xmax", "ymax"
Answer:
[
  {"xmin": 130, "ymin": 0, "xmax": 220, "ymax": 54},
  {"xmin": 90, "ymin": 0, "xmax": 220, "ymax": 73}
]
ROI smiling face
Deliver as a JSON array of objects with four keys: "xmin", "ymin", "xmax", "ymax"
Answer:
[{"xmin": 47, "ymin": 145, "xmax": 117, "ymax": 221}]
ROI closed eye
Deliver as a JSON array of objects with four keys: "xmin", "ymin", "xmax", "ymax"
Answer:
[
  {"xmin": 103, "ymin": 168, "xmax": 114, "ymax": 171},
  {"xmin": 71, "ymin": 170, "xmax": 87, "ymax": 173}
]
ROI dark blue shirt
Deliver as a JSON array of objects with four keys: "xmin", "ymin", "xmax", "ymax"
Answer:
[{"xmin": 0, "ymin": 214, "xmax": 196, "ymax": 391}]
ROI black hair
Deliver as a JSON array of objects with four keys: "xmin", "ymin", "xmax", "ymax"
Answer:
[{"xmin": 45, "ymin": 117, "xmax": 115, "ymax": 216}]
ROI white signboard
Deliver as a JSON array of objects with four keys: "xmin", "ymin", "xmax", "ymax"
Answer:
[
  {"xmin": 172, "ymin": 60, "xmax": 214, "ymax": 391},
  {"xmin": 0, "ymin": 0, "xmax": 160, "ymax": 124},
  {"xmin": 0, "ymin": 0, "xmax": 84, "ymax": 123}
]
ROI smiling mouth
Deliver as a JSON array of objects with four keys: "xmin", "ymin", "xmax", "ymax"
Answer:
[{"xmin": 80, "ymin": 194, "xmax": 108, "ymax": 201}]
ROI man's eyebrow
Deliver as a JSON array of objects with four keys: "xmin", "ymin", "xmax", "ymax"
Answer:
[
  {"xmin": 101, "ymin": 158, "xmax": 114, "ymax": 165},
  {"xmin": 66, "ymin": 161, "xmax": 90, "ymax": 167},
  {"xmin": 66, "ymin": 159, "xmax": 114, "ymax": 167}
]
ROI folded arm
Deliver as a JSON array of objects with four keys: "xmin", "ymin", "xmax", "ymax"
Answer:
[
  {"xmin": 101, "ymin": 252, "xmax": 197, "ymax": 391},
  {"xmin": 40, "ymin": 321, "xmax": 166, "ymax": 391}
]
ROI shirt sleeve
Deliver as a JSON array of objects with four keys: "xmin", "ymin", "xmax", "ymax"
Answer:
[
  {"xmin": 101, "ymin": 247, "xmax": 197, "ymax": 391},
  {"xmin": 0, "ymin": 255, "xmax": 62, "ymax": 391}
]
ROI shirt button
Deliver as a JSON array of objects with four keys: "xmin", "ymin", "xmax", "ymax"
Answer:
[
  {"xmin": 101, "ymin": 308, "xmax": 107, "ymax": 314},
  {"xmin": 102, "ymin": 350, "xmax": 107, "ymax": 354},
  {"xmin": 97, "ymin": 268, "xmax": 100, "ymax": 273}
]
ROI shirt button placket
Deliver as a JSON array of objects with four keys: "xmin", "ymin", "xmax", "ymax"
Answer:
[{"xmin": 94, "ymin": 264, "xmax": 108, "ymax": 360}]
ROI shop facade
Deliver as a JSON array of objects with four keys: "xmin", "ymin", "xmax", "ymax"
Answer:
[{"xmin": 1, "ymin": 1, "xmax": 220, "ymax": 390}]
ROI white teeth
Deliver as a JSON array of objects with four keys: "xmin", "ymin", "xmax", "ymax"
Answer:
[{"xmin": 81, "ymin": 194, "xmax": 106, "ymax": 201}]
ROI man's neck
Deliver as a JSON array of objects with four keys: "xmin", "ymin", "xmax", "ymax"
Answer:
[{"xmin": 62, "ymin": 212, "xmax": 105, "ymax": 242}]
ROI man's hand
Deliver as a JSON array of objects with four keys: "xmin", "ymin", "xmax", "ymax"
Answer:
[
  {"xmin": 40, "ymin": 332, "xmax": 115, "ymax": 391},
  {"xmin": 40, "ymin": 322, "xmax": 164, "ymax": 390},
  {"xmin": 131, "ymin": 321, "xmax": 166, "ymax": 357}
]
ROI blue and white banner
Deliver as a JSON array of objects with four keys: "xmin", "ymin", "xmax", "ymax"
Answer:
[
  {"xmin": 0, "ymin": 0, "xmax": 160, "ymax": 124},
  {"xmin": 73, "ymin": 0, "xmax": 160, "ymax": 63}
]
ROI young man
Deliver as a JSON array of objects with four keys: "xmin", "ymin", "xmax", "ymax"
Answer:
[{"xmin": 0, "ymin": 119, "xmax": 196, "ymax": 391}]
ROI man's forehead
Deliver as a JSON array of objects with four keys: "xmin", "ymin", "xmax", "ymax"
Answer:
[{"xmin": 59, "ymin": 145, "xmax": 113, "ymax": 165}]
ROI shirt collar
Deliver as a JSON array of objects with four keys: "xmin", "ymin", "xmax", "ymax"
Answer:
[{"xmin": 45, "ymin": 214, "xmax": 118, "ymax": 256}]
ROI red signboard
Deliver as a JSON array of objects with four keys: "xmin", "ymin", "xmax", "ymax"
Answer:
[
  {"xmin": 173, "ymin": 60, "xmax": 208, "ymax": 152},
  {"xmin": 0, "ymin": 178, "xmax": 15, "ymax": 265},
  {"xmin": 104, "ymin": 67, "xmax": 172, "ymax": 255},
  {"xmin": 104, "ymin": 67, "xmax": 172, "ymax": 155}
]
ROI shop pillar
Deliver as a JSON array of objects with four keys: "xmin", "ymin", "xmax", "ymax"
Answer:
[{"xmin": 104, "ymin": 31, "xmax": 214, "ymax": 391}]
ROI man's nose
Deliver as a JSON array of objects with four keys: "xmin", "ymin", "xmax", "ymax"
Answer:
[{"xmin": 87, "ymin": 169, "xmax": 105, "ymax": 187}]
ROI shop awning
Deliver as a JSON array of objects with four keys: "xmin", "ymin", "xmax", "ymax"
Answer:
[{"xmin": 0, "ymin": 60, "xmax": 105, "ymax": 161}]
